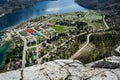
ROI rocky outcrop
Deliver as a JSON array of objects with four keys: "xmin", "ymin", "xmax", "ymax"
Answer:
[{"xmin": 0, "ymin": 56, "xmax": 120, "ymax": 80}]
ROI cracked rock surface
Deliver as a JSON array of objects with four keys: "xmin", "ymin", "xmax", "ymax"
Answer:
[{"xmin": 0, "ymin": 56, "xmax": 120, "ymax": 80}]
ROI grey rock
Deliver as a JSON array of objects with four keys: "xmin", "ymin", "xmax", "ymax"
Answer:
[{"xmin": 0, "ymin": 56, "xmax": 120, "ymax": 80}]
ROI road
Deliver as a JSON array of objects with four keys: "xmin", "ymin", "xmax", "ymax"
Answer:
[
  {"xmin": 5, "ymin": 33, "xmax": 12, "ymax": 40},
  {"xmin": 17, "ymin": 26, "xmax": 50, "ymax": 65},
  {"xmin": 14, "ymin": 30, "xmax": 27, "ymax": 68},
  {"xmin": 115, "ymin": 46, "xmax": 120, "ymax": 53},
  {"xmin": 38, "ymin": 32, "xmax": 87, "ymax": 64},
  {"xmin": 70, "ymin": 33, "xmax": 92, "ymax": 59},
  {"xmin": 32, "ymin": 27, "xmax": 49, "ymax": 39},
  {"xmin": 69, "ymin": 16, "xmax": 110, "ymax": 59},
  {"xmin": 103, "ymin": 16, "xmax": 110, "ymax": 29},
  {"xmin": 38, "ymin": 42, "xmax": 64, "ymax": 64}
]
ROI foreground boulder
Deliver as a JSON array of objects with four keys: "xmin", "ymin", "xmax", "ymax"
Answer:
[{"xmin": 0, "ymin": 56, "xmax": 120, "ymax": 80}]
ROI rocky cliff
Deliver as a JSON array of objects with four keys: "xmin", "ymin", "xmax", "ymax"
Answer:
[{"xmin": 0, "ymin": 56, "xmax": 120, "ymax": 80}]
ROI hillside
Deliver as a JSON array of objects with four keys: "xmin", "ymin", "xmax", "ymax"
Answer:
[
  {"xmin": 75, "ymin": 0, "xmax": 120, "ymax": 14},
  {"xmin": 0, "ymin": 0, "xmax": 55, "ymax": 15},
  {"xmin": 75, "ymin": 0, "xmax": 120, "ymax": 28}
]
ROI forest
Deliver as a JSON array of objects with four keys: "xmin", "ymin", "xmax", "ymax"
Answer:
[{"xmin": 77, "ymin": 28, "xmax": 120, "ymax": 64}]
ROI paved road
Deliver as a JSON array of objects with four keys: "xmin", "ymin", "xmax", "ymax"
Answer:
[
  {"xmin": 69, "ymin": 16, "xmax": 110, "ymax": 59},
  {"xmin": 38, "ymin": 33, "xmax": 87, "ymax": 64},
  {"xmin": 32, "ymin": 28, "xmax": 49, "ymax": 39},
  {"xmin": 5, "ymin": 33, "xmax": 12, "ymax": 40},
  {"xmin": 14, "ymin": 30, "xmax": 27, "ymax": 68},
  {"xmin": 70, "ymin": 33, "xmax": 92, "ymax": 59},
  {"xmin": 26, "ymin": 29, "xmax": 40, "ymax": 62}
]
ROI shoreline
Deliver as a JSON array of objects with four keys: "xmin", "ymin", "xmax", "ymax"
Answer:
[
  {"xmin": 0, "ymin": 10, "xmax": 90, "ymax": 32},
  {"xmin": 0, "ymin": 10, "xmax": 91, "ymax": 44}
]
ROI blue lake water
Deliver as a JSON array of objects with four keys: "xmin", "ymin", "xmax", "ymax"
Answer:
[{"xmin": 0, "ymin": 0, "xmax": 87, "ymax": 31}]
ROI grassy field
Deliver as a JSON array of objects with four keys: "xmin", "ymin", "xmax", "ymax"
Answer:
[
  {"xmin": 28, "ymin": 47, "xmax": 36, "ymax": 51},
  {"xmin": 53, "ymin": 25, "xmax": 65, "ymax": 32},
  {"xmin": 48, "ymin": 11, "xmax": 107, "ymax": 32}
]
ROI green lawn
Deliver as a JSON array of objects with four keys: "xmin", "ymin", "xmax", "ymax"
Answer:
[
  {"xmin": 53, "ymin": 25, "xmax": 64, "ymax": 32},
  {"xmin": 19, "ymin": 31, "xmax": 28, "ymax": 36},
  {"xmin": 28, "ymin": 47, "xmax": 36, "ymax": 51}
]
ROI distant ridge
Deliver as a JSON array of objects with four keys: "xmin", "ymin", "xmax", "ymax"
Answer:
[{"xmin": 75, "ymin": 0, "xmax": 120, "ymax": 14}]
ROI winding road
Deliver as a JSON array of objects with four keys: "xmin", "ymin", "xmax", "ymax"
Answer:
[
  {"xmin": 70, "ymin": 33, "xmax": 92, "ymax": 59},
  {"xmin": 70, "ymin": 15, "xmax": 110, "ymax": 59},
  {"xmin": 103, "ymin": 16, "xmax": 110, "ymax": 29}
]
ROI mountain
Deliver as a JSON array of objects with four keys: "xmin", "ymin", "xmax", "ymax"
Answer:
[{"xmin": 0, "ymin": 0, "xmax": 56, "ymax": 15}]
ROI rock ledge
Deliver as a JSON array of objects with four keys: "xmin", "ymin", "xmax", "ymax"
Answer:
[{"xmin": 0, "ymin": 56, "xmax": 120, "ymax": 80}]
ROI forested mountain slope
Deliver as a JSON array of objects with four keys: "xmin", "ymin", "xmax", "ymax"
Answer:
[
  {"xmin": 75, "ymin": 0, "xmax": 120, "ymax": 13},
  {"xmin": 0, "ymin": 0, "xmax": 55, "ymax": 15}
]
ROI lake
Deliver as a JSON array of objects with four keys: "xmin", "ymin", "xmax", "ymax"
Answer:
[{"xmin": 0, "ymin": 0, "xmax": 87, "ymax": 31}]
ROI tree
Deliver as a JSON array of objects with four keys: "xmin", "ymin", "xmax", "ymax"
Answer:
[{"xmin": 42, "ymin": 43, "xmax": 46, "ymax": 47}]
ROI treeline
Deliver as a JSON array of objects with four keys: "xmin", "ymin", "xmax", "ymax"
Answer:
[
  {"xmin": 56, "ymin": 19, "xmax": 87, "ymax": 27},
  {"xmin": 105, "ymin": 14, "xmax": 120, "ymax": 28}
]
